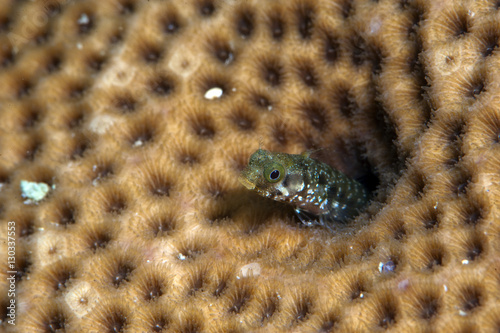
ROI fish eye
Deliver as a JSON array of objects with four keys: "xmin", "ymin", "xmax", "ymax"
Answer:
[{"xmin": 264, "ymin": 164, "xmax": 284, "ymax": 183}]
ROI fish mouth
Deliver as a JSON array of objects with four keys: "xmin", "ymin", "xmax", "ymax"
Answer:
[{"xmin": 238, "ymin": 174, "xmax": 256, "ymax": 190}]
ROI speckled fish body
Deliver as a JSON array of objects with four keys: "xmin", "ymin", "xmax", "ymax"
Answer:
[{"xmin": 239, "ymin": 149, "xmax": 369, "ymax": 225}]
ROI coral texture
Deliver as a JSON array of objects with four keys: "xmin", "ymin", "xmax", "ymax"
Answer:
[{"xmin": 0, "ymin": 0, "xmax": 499, "ymax": 332}]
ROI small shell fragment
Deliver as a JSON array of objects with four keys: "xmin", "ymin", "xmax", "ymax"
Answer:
[{"xmin": 204, "ymin": 87, "xmax": 223, "ymax": 100}]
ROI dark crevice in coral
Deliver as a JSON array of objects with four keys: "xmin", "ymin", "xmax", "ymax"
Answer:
[
  {"xmin": 190, "ymin": 113, "xmax": 216, "ymax": 139},
  {"xmin": 324, "ymin": 32, "xmax": 340, "ymax": 63},
  {"xmin": 15, "ymin": 255, "xmax": 31, "ymax": 282},
  {"xmin": 452, "ymin": 10, "xmax": 470, "ymax": 37},
  {"xmin": 480, "ymin": 30, "xmax": 499, "ymax": 57},
  {"xmin": 211, "ymin": 40, "xmax": 234, "ymax": 65},
  {"xmin": 118, "ymin": 0, "xmax": 135, "ymax": 15},
  {"xmin": 115, "ymin": 95, "xmax": 136, "ymax": 113},
  {"xmin": 260, "ymin": 296, "xmax": 279, "ymax": 322},
  {"xmin": 147, "ymin": 315, "xmax": 169, "ymax": 332},
  {"xmin": 404, "ymin": 2, "xmax": 425, "ymax": 39},
  {"xmin": 88, "ymin": 230, "xmax": 112, "ymax": 251},
  {"xmin": 393, "ymin": 224, "xmax": 406, "ymax": 240},
  {"xmin": 199, "ymin": 0, "xmax": 215, "ymax": 16},
  {"xmin": 419, "ymin": 295, "xmax": 439, "ymax": 320},
  {"xmin": 461, "ymin": 286, "xmax": 483, "ymax": 312},
  {"xmin": 87, "ymin": 54, "xmax": 106, "ymax": 71},
  {"xmin": 269, "ymin": 13, "xmax": 284, "ymax": 40},
  {"xmin": 260, "ymin": 57, "xmax": 283, "ymax": 86},
  {"xmin": 43, "ymin": 310, "xmax": 67, "ymax": 332},
  {"xmin": 341, "ymin": 0, "xmax": 354, "ymax": 18},
  {"xmin": 236, "ymin": 9, "xmax": 254, "ymax": 38},
  {"xmin": 67, "ymin": 110, "xmax": 85, "ymax": 129},
  {"xmin": 296, "ymin": 4, "xmax": 315, "ymax": 39},
  {"xmin": 112, "ymin": 263, "xmax": 134, "ymax": 287},
  {"xmin": 301, "ymin": 100, "xmax": 328, "ymax": 131},
  {"xmin": 228, "ymin": 288, "xmax": 251, "ymax": 314},
  {"xmin": 291, "ymin": 295, "xmax": 312, "ymax": 324},
  {"xmin": 426, "ymin": 247, "xmax": 444, "ymax": 270},
  {"xmin": 150, "ymin": 75, "xmax": 174, "ymax": 96},
  {"xmin": 162, "ymin": 12, "xmax": 181, "ymax": 34},
  {"xmin": 53, "ymin": 268, "xmax": 75, "ymax": 291},
  {"xmin": 55, "ymin": 200, "xmax": 78, "ymax": 226},
  {"xmin": 378, "ymin": 301, "xmax": 397, "ymax": 328},
  {"xmin": 99, "ymin": 307, "xmax": 128, "ymax": 333},
  {"xmin": 297, "ymin": 62, "xmax": 318, "ymax": 87},
  {"xmin": 104, "ymin": 192, "xmax": 127, "ymax": 214},
  {"xmin": 466, "ymin": 238, "xmax": 484, "ymax": 261}
]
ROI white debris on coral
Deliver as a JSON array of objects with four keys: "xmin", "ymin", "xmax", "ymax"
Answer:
[
  {"xmin": 204, "ymin": 87, "xmax": 223, "ymax": 100},
  {"xmin": 20, "ymin": 180, "xmax": 51, "ymax": 203},
  {"xmin": 239, "ymin": 262, "xmax": 261, "ymax": 277}
]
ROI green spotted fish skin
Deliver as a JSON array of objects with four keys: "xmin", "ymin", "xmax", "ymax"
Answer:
[{"xmin": 239, "ymin": 149, "xmax": 369, "ymax": 225}]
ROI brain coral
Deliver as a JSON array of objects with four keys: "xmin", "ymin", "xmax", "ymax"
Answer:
[{"xmin": 0, "ymin": 0, "xmax": 500, "ymax": 332}]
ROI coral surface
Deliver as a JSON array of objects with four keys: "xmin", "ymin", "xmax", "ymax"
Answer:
[{"xmin": 0, "ymin": 0, "xmax": 499, "ymax": 332}]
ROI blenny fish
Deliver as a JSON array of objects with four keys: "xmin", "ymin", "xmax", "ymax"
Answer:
[{"xmin": 239, "ymin": 149, "xmax": 369, "ymax": 226}]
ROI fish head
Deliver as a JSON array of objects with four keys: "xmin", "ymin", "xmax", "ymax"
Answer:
[{"xmin": 239, "ymin": 149, "xmax": 295, "ymax": 197}]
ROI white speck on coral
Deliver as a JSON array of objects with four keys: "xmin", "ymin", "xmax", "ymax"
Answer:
[
  {"xmin": 77, "ymin": 42, "xmax": 82, "ymax": 50},
  {"xmin": 443, "ymin": 285, "xmax": 448, "ymax": 292},
  {"xmin": 204, "ymin": 87, "xmax": 224, "ymax": 100},
  {"xmin": 77, "ymin": 13, "xmax": 90, "ymax": 25},
  {"xmin": 88, "ymin": 114, "xmax": 122, "ymax": 134},
  {"xmin": 369, "ymin": 17, "xmax": 382, "ymax": 34},
  {"xmin": 240, "ymin": 262, "xmax": 261, "ymax": 277},
  {"xmin": 462, "ymin": 259, "xmax": 469, "ymax": 265},
  {"xmin": 459, "ymin": 310, "xmax": 467, "ymax": 316},
  {"xmin": 177, "ymin": 253, "xmax": 186, "ymax": 260},
  {"xmin": 398, "ymin": 279, "xmax": 410, "ymax": 291}
]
